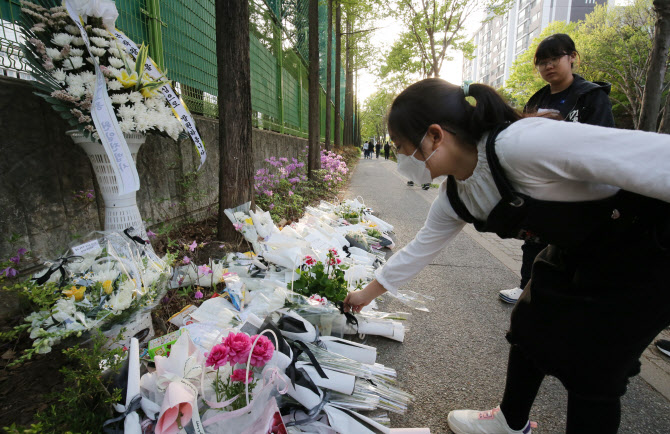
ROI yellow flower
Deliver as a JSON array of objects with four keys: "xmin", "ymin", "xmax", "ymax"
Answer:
[
  {"xmin": 244, "ymin": 218, "xmax": 253, "ymax": 225},
  {"xmin": 102, "ymin": 280, "xmax": 113, "ymax": 295},
  {"xmin": 140, "ymin": 86, "xmax": 158, "ymax": 98},
  {"xmin": 242, "ymin": 251, "xmax": 256, "ymax": 258},
  {"xmin": 63, "ymin": 285, "xmax": 86, "ymax": 301},
  {"xmin": 115, "ymin": 70, "xmax": 138, "ymax": 88},
  {"xmin": 368, "ymin": 223, "xmax": 377, "ymax": 227}
]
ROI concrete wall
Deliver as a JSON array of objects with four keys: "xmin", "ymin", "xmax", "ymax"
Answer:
[{"xmin": 0, "ymin": 76, "xmax": 308, "ymax": 261}]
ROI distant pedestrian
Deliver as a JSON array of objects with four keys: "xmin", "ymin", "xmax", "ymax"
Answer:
[
  {"xmin": 384, "ymin": 142, "xmax": 390, "ymax": 160},
  {"xmin": 363, "ymin": 141, "xmax": 369, "ymax": 159},
  {"xmin": 375, "ymin": 142, "xmax": 381, "ymax": 159}
]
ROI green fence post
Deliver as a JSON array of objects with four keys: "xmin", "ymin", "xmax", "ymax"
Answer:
[
  {"xmin": 275, "ymin": 25, "xmax": 284, "ymax": 134},
  {"xmin": 297, "ymin": 60, "xmax": 303, "ymax": 134},
  {"xmin": 142, "ymin": 0, "xmax": 165, "ymax": 70}
]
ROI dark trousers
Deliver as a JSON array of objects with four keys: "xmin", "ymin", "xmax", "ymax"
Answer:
[
  {"xmin": 384, "ymin": 151, "xmax": 389, "ymax": 159},
  {"xmin": 500, "ymin": 345, "xmax": 621, "ymax": 433},
  {"xmin": 520, "ymin": 240, "xmax": 547, "ymax": 288}
]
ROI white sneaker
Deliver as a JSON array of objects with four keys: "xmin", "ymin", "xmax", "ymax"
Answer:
[
  {"xmin": 499, "ymin": 287, "xmax": 523, "ymax": 304},
  {"xmin": 447, "ymin": 407, "xmax": 531, "ymax": 434}
]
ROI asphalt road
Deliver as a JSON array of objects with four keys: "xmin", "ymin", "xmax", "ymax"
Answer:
[{"xmin": 344, "ymin": 156, "xmax": 670, "ymax": 433}]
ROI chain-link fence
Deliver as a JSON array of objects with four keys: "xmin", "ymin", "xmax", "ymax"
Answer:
[{"xmin": 0, "ymin": 0, "xmax": 344, "ymax": 142}]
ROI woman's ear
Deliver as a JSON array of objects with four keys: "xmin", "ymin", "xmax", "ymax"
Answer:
[{"xmin": 426, "ymin": 124, "xmax": 444, "ymax": 152}]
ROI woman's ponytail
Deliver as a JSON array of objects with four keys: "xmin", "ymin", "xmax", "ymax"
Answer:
[{"xmin": 466, "ymin": 83, "xmax": 520, "ymax": 136}]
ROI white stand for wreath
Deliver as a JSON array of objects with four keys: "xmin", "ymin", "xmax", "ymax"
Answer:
[{"xmin": 67, "ymin": 130, "xmax": 146, "ymax": 237}]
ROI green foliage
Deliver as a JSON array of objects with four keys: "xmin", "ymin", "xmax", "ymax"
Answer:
[
  {"xmin": 361, "ymin": 89, "xmax": 396, "ymax": 143},
  {"xmin": 504, "ymin": 21, "xmax": 577, "ymax": 108},
  {"xmin": 292, "ymin": 251, "xmax": 349, "ymax": 302},
  {"xmin": 212, "ymin": 371, "xmax": 257, "ymax": 412},
  {"xmin": 366, "ymin": 228, "xmax": 383, "ymax": 238},
  {"xmin": 3, "ymin": 332, "xmax": 124, "ymax": 434}
]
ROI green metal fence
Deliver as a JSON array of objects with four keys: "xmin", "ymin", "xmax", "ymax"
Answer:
[{"xmin": 0, "ymin": 0, "xmax": 345, "ymax": 142}]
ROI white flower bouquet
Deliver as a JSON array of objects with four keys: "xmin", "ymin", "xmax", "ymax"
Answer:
[
  {"xmin": 19, "ymin": 0, "xmax": 184, "ymax": 140},
  {"xmin": 8, "ymin": 230, "xmax": 173, "ymax": 363}
]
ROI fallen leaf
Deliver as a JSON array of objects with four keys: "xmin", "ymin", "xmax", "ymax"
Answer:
[{"xmin": 1, "ymin": 349, "xmax": 15, "ymax": 360}]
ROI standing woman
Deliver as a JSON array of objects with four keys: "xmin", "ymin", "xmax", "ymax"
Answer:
[
  {"xmin": 343, "ymin": 78, "xmax": 670, "ymax": 433},
  {"xmin": 499, "ymin": 33, "xmax": 615, "ymax": 304}
]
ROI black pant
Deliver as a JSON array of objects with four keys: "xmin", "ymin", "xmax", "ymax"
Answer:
[
  {"xmin": 499, "ymin": 346, "xmax": 621, "ymax": 433},
  {"xmin": 384, "ymin": 151, "xmax": 389, "ymax": 159},
  {"xmin": 520, "ymin": 240, "xmax": 547, "ymax": 288}
]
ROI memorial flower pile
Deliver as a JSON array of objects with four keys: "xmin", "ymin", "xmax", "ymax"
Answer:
[{"xmin": 20, "ymin": 0, "xmax": 184, "ymax": 140}]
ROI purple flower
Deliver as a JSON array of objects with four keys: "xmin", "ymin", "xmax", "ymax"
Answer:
[
  {"xmin": 147, "ymin": 230, "xmax": 157, "ymax": 239},
  {"xmin": 86, "ymin": 192, "xmax": 94, "ymax": 199},
  {"xmin": 9, "ymin": 256, "xmax": 20, "ymax": 264},
  {"xmin": 198, "ymin": 265, "xmax": 213, "ymax": 275},
  {"xmin": 1, "ymin": 267, "xmax": 18, "ymax": 278},
  {"xmin": 233, "ymin": 222, "xmax": 243, "ymax": 231},
  {"xmin": 219, "ymin": 244, "xmax": 225, "ymax": 248},
  {"xmin": 183, "ymin": 256, "xmax": 191, "ymax": 264},
  {"xmin": 194, "ymin": 289, "xmax": 203, "ymax": 299},
  {"xmin": 269, "ymin": 203, "xmax": 275, "ymax": 210},
  {"xmin": 161, "ymin": 296, "xmax": 170, "ymax": 304},
  {"xmin": 17, "ymin": 248, "xmax": 27, "ymax": 256}
]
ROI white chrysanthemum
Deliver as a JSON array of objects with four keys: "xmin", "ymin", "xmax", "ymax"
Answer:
[
  {"xmin": 117, "ymin": 104, "xmax": 134, "ymax": 120},
  {"xmin": 89, "ymin": 46, "xmax": 106, "ymax": 57},
  {"xmin": 142, "ymin": 268, "xmax": 163, "ymax": 288},
  {"xmin": 68, "ymin": 84, "xmax": 86, "ymax": 98},
  {"xmin": 66, "ymin": 73, "xmax": 84, "ymax": 87},
  {"xmin": 108, "ymin": 47, "xmax": 121, "ymax": 57},
  {"xmin": 72, "ymin": 37, "xmax": 85, "ymax": 46},
  {"xmin": 51, "ymin": 68, "xmax": 66, "ymax": 83},
  {"xmin": 45, "ymin": 47, "xmax": 62, "ymax": 60},
  {"xmin": 92, "ymin": 28, "xmax": 111, "ymax": 37},
  {"xmin": 89, "ymin": 36, "xmax": 109, "ymax": 47},
  {"xmin": 107, "ymin": 79, "xmax": 122, "ymax": 91},
  {"xmin": 118, "ymin": 119, "xmax": 135, "ymax": 134},
  {"xmin": 52, "ymin": 297, "xmax": 77, "ymax": 323},
  {"xmin": 110, "ymin": 94, "xmax": 129, "ymax": 105},
  {"xmin": 63, "ymin": 56, "xmax": 84, "ymax": 70},
  {"xmin": 92, "ymin": 269, "xmax": 120, "ymax": 284},
  {"xmin": 135, "ymin": 113, "xmax": 151, "ymax": 132},
  {"xmin": 51, "ymin": 33, "xmax": 74, "ymax": 47},
  {"xmin": 91, "ymin": 260, "xmax": 117, "ymax": 273},
  {"xmin": 108, "ymin": 56, "xmax": 124, "ymax": 68},
  {"xmin": 86, "ymin": 56, "xmax": 101, "ymax": 66},
  {"xmin": 69, "ymin": 47, "xmax": 84, "ymax": 57},
  {"xmin": 65, "ymin": 25, "xmax": 79, "ymax": 35},
  {"xmin": 106, "ymin": 288, "xmax": 133, "ymax": 314},
  {"xmin": 105, "ymin": 66, "xmax": 121, "ymax": 77},
  {"xmin": 128, "ymin": 91, "xmax": 143, "ymax": 104},
  {"xmin": 80, "ymin": 71, "xmax": 96, "ymax": 86}
]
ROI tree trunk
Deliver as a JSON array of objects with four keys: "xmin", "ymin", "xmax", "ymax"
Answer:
[
  {"xmin": 344, "ymin": 11, "xmax": 354, "ymax": 146},
  {"xmin": 334, "ymin": 0, "xmax": 342, "ymax": 147},
  {"xmin": 308, "ymin": 0, "xmax": 321, "ymax": 178},
  {"xmin": 216, "ymin": 0, "xmax": 254, "ymax": 240},
  {"xmin": 325, "ymin": 0, "xmax": 333, "ymax": 150},
  {"xmin": 639, "ymin": 0, "xmax": 670, "ymax": 132},
  {"xmin": 658, "ymin": 90, "xmax": 670, "ymax": 133}
]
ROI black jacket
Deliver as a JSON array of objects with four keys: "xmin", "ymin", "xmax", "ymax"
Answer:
[{"xmin": 524, "ymin": 74, "xmax": 615, "ymax": 127}]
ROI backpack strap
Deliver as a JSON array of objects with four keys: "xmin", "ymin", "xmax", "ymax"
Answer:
[
  {"xmin": 446, "ymin": 176, "xmax": 478, "ymax": 224},
  {"xmin": 484, "ymin": 123, "xmax": 525, "ymax": 208}
]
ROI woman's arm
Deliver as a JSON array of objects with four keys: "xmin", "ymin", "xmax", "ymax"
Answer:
[{"xmin": 580, "ymin": 89, "xmax": 615, "ymax": 128}]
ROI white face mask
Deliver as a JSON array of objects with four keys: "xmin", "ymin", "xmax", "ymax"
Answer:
[{"xmin": 396, "ymin": 132, "xmax": 436, "ymax": 185}]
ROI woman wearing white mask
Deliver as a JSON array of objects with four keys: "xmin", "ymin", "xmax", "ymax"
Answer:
[{"xmin": 343, "ymin": 78, "xmax": 670, "ymax": 433}]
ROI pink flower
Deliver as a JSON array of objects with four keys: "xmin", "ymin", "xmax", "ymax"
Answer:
[
  {"xmin": 288, "ymin": 191, "xmax": 294, "ymax": 196},
  {"xmin": 230, "ymin": 369, "xmax": 254, "ymax": 384},
  {"xmin": 198, "ymin": 265, "xmax": 213, "ymax": 275},
  {"xmin": 194, "ymin": 290, "xmax": 203, "ymax": 299},
  {"xmin": 183, "ymin": 256, "xmax": 191, "ymax": 265},
  {"xmin": 205, "ymin": 344, "xmax": 230, "ymax": 369},
  {"xmin": 304, "ymin": 256, "xmax": 316, "ymax": 266},
  {"xmin": 233, "ymin": 222, "xmax": 243, "ymax": 231},
  {"xmin": 188, "ymin": 241, "xmax": 197, "ymax": 251},
  {"xmin": 223, "ymin": 332, "xmax": 252, "ymax": 364},
  {"xmin": 249, "ymin": 335, "xmax": 275, "ymax": 367},
  {"xmin": 269, "ymin": 203, "xmax": 275, "ymax": 210},
  {"xmin": 328, "ymin": 248, "xmax": 338, "ymax": 255},
  {"xmin": 146, "ymin": 230, "xmax": 157, "ymax": 238}
]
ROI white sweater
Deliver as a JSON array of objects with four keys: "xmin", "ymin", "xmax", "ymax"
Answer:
[{"xmin": 375, "ymin": 117, "xmax": 670, "ymax": 294}]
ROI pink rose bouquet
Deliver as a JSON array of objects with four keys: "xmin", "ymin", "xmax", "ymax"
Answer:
[
  {"xmin": 249, "ymin": 335, "xmax": 275, "ymax": 367},
  {"xmin": 230, "ymin": 369, "xmax": 254, "ymax": 384},
  {"xmin": 223, "ymin": 332, "xmax": 252, "ymax": 364}
]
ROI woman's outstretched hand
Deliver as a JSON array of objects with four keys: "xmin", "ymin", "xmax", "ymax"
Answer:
[{"xmin": 343, "ymin": 280, "xmax": 388, "ymax": 313}]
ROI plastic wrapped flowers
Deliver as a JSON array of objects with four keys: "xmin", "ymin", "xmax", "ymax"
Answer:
[{"xmin": 10, "ymin": 230, "xmax": 172, "ymax": 363}]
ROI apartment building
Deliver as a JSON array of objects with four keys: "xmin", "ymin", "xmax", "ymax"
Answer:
[{"xmin": 463, "ymin": 0, "xmax": 609, "ymax": 88}]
